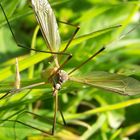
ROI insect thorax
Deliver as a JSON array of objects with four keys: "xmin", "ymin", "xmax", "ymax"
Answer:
[
  {"xmin": 53, "ymin": 70, "xmax": 69, "ymax": 90},
  {"xmin": 42, "ymin": 68, "xmax": 68, "ymax": 90}
]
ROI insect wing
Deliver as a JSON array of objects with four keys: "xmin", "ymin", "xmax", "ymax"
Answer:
[
  {"xmin": 31, "ymin": 0, "xmax": 60, "ymax": 51},
  {"xmin": 69, "ymin": 71, "xmax": 140, "ymax": 96}
]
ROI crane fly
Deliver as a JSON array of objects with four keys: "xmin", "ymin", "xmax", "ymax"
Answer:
[{"xmin": 0, "ymin": 0, "xmax": 140, "ymax": 136}]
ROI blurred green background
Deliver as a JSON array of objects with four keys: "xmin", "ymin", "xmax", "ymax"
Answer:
[{"xmin": 0, "ymin": 0, "xmax": 140, "ymax": 140}]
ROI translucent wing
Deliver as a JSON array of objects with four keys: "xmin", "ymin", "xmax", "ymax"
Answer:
[
  {"xmin": 31, "ymin": 0, "xmax": 60, "ymax": 51},
  {"xmin": 69, "ymin": 71, "xmax": 140, "ymax": 96}
]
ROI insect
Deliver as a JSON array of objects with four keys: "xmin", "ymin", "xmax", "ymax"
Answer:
[{"xmin": 0, "ymin": 0, "xmax": 140, "ymax": 137}]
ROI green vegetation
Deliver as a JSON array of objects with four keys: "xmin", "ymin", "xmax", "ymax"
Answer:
[{"xmin": 0, "ymin": 0, "xmax": 140, "ymax": 140}]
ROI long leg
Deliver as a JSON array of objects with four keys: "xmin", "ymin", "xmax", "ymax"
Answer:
[
  {"xmin": 48, "ymin": 21, "xmax": 80, "ymax": 79},
  {"xmin": 4, "ymin": 86, "xmax": 60, "ymax": 135},
  {"xmin": 47, "ymin": 21, "xmax": 80, "ymax": 128},
  {"xmin": 13, "ymin": 109, "xmax": 67, "ymax": 136},
  {"xmin": 0, "ymin": 92, "xmax": 10, "ymax": 100},
  {"xmin": 68, "ymin": 47, "xmax": 105, "ymax": 75},
  {"xmin": 0, "ymin": 119, "xmax": 51, "ymax": 138},
  {"xmin": 0, "ymin": 3, "xmax": 71, "ymax": 57},
  {"xmin": 52, "ymin": 89, "xmax": 58, "ymax": 135},
  {"xmin": 0, "ymin": 3, "xmax": 79, "ymax": 73},
  {"xmin": 51, "ymin": 21, "xmax": 80, "ymax": 73},
  {"xmin": 0, "ymin": 2, "xmax": 72, "ymax": 90},
  {"xmin": 0, "ymin": 81, "xmax": 46, "ymax": 101},
  {"xmin": 13, "ymin": 111, "xmax": 51, "ymax": 138},
  {"xmin": 51, "ymin": 47, "xmax": 105, "ymax": 129},
  {"xmin": 58, "ymin": 20, "xmax": 80, "ymax": 52},
  {"xmin": 58, "ymin": 96, "xmax": 66, "ymax": 125},
  {"xmin": 52, "ymin": 89, "xmax": 67, "ymax": 134},
  {"xmin": 47, "ymin": 21, "xmax": 80, "ymax": 130}
]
